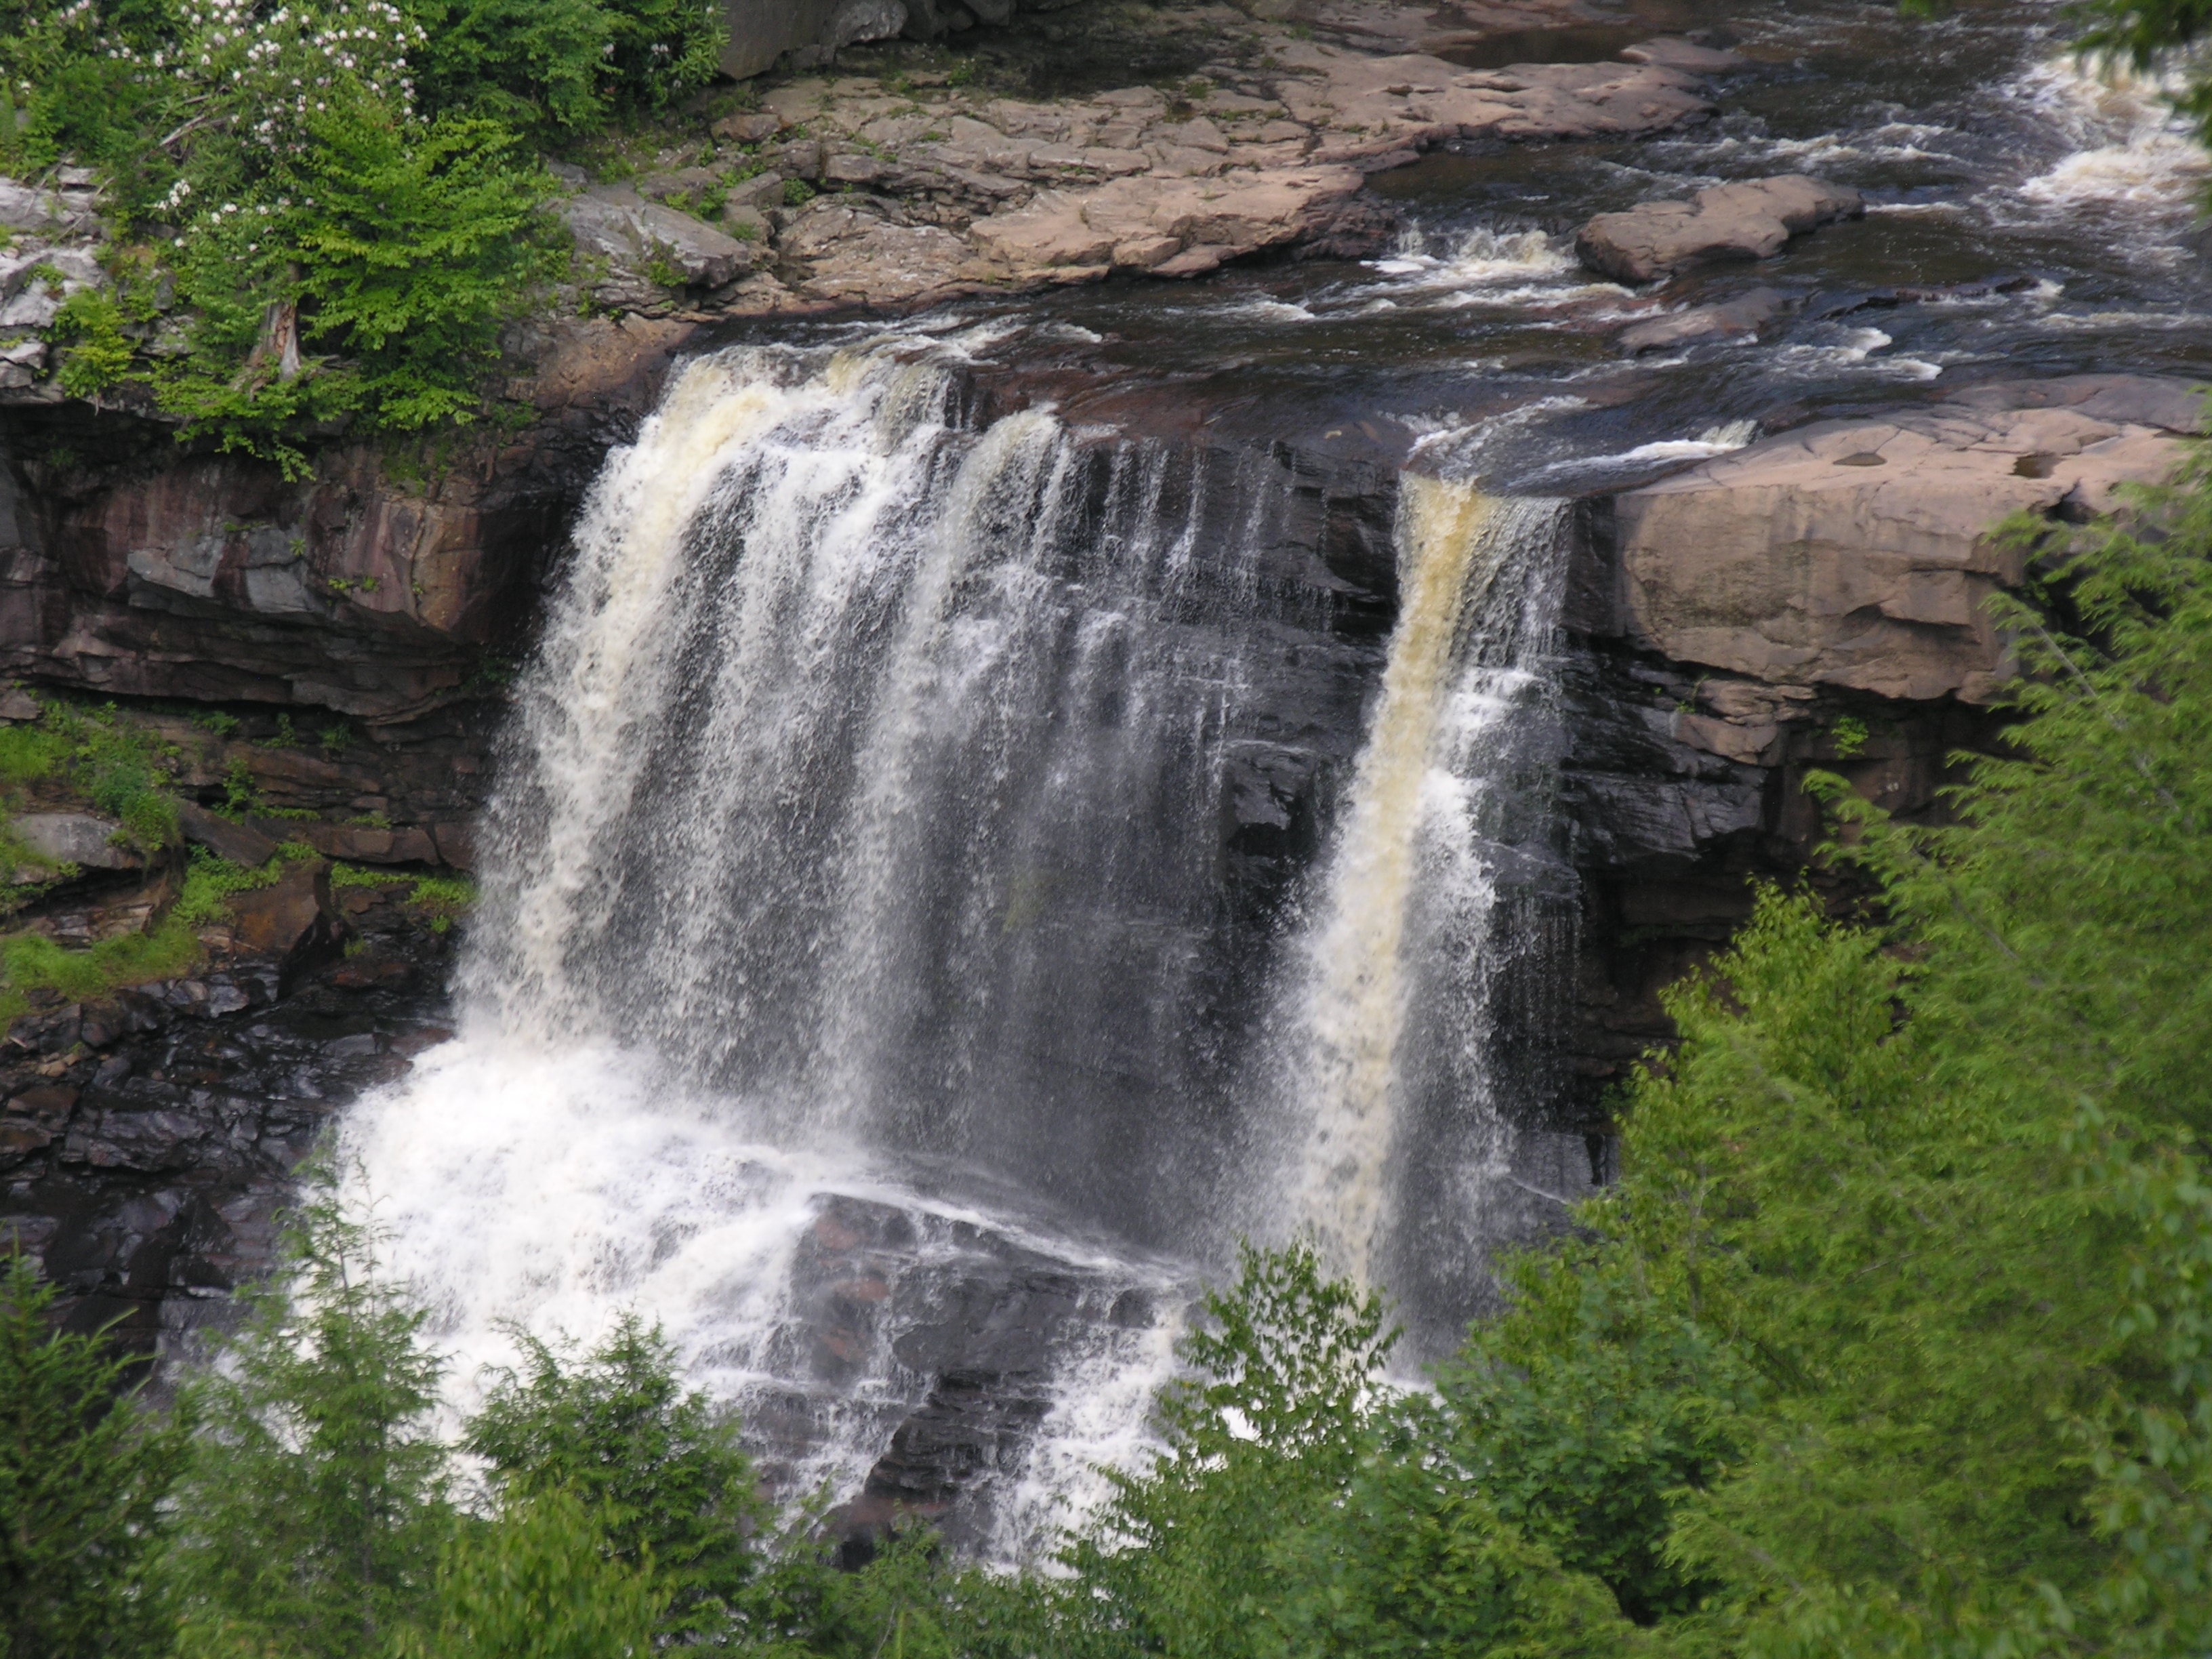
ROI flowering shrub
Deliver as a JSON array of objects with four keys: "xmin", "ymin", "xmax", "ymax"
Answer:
[{"xmin": 0, "ymin": 0, "xmax": 723, "ymax": 457}]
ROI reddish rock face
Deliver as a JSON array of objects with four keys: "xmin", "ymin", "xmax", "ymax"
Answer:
[
  {"xmin": 0, "ymin": 315, "xmax": 694, "ymax": 722},
  {"xmin": 1576, "ymin": 175, "xmax": 1865, "ymax": 285}
]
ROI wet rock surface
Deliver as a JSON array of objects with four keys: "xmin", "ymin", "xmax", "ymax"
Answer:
[
  {"xmin": 0, "ymin": 878, "xmax": 456, "ymax": 1355},
  {"xmin": 745, "ymin": 1193, "xmax": 1173, "ymax": 1554}
]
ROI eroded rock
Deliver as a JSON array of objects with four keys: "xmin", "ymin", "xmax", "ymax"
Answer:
[
  {"xmin": 971, "ymin": 165, "xmax": 1372, "ymax": 276},
  {"xmin": 1618, "ymin": 286, "xmax": 1792, "ymax": 353},
  {"xmin": 13, "ymin": 813, "xmax": 136, "ymax": 870},
  {"xmin": 1577, "ymin": 176, "xmax": 1864, "ymax": 284},
  {"xmin": 1612, "ymin": 375, "xmax": 2196, "ymax": 702}
]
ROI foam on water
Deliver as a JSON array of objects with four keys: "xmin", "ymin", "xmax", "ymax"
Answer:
[{"xmin": 2005, "ymin": 52, "xmax": 2208, "ymax": 215}]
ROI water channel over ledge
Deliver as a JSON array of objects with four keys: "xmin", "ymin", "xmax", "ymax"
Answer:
[{"xmin": 340, "ymin": 0, "xmax": 2212, "ymax": 1561}]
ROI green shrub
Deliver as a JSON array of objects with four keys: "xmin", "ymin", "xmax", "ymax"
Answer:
[
  {"xmin": 465, "ymin": 1315, "xmax": 763, "ymax": 1643},
  {"xmin": 408, "ymin": 0, "xmax": 724, "ymax": 140},
  {"xmin": 49, "ymin": 289, "xmax": 134, "ymax": 397},
  {"xmin": 407, "ymin": 875, "xmax": 476, "ymax": 932},
  {"xmin": 171, "ymin": 846, "xmax": 281, "ymax": 929},
  {"xmin": 0, "ymin": 722, "xmax": 62, "ymax": 787},
  {"xmin": 0, "ymin": 918, "xmax": 201, "ymax": 1006}
]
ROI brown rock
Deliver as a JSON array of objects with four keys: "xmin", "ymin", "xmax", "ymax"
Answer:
[
  {"xmin": 9, "ymin": 1084, "xmax": 78, "ymax": 1125},
  {"xmin": 714, "ymin": 111, "xmax": 785, "ymax": 144},
  {"xmin": 1577, "ymin": 176, "xmax": 1864, "ymax": 283},
  {"xmin": 1620, "ymin": 37, "xmax": 1751, "ymax": 74},
  {"xmin": 971, "ymin": 166, "xmax": 1367, "ymax": 276},
  {"xmin": 432, "ymin": 821, "xmax": 477, "ymax": 870},
  {"xmin": 228, "ymin": 861, "xmax": 333, "ymax": 958},
  {"xmin": 1614, "ymin": 377, "xmax": 2194, "ymax": 703},
  {"xmin": 1278, "ymin": 43, "xmax": 1714, "ymax": 155},
  {"xmin": 176, "ymin": 800, "xmax": 277, "ymax": 867},
  {"xmin": 0, "ymin": 1120, "xmax": 52, "ymax": 1164}
]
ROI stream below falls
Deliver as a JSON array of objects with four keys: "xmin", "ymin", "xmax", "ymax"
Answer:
[{"xmin": 335, "ymin": 0, "xmax": 2212, "ymax": 1561}]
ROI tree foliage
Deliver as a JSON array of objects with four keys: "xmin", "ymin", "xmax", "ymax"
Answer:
[
  {"xmin": 161, "ymin": 1186, "xmax": 453, "ymax": 1659},
  {"xmin": 0, "ymin": 1254, "xmax": 187, "ymax": 1659},
  {"xmin": 0, "ymin": 0, "xmax": 721, "ymax": 460},
  {"xmin": 465, "ymin": 1313, "xmax": 765, "ymax": 1642}
]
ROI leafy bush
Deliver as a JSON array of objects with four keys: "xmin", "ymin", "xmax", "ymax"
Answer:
[
  {"xmin": 0, "ymin": 722, "xmax": 62, "ymax": 787},
  {"xmin": 407, "ymin": 0, "xmax": 723, "ymax": 140},
  {"xmin": 171, "ymin": 846, "xmax": 281, "ymax": 928},
  {"xmin": 49, "ymin": 289, "xmax": 134, "ymax": 398}
]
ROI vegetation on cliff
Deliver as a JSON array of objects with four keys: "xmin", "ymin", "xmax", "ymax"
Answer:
[{"xmin": 3, "ymin": 0, "xmax": 723, "ymax": 464}]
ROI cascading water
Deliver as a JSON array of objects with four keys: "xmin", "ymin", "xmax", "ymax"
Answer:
[
  {"xmin": 1277, "ymin": 480, "xmax": 1582, "ymax": 1343},
  {"xmin": 342, "ymin": 329, "xmax": 1588, "ymax": 1551}
]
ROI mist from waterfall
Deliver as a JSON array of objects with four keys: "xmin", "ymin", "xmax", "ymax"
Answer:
[{"xmin": 341, "ymin": 331, "xmax": 1586, "ymax": 1551}]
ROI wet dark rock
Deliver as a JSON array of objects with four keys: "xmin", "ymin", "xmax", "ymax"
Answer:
[
  {"xmin": 174, "ymin": 801, "xmax": 277, "ymax": 867},
  {"xmin": 0, "ymin": 888, "xmax": 457, "ymax": 1355},
  {"xmin": 1618, "ymin": 285, "xmax": 1790, "ymax": 353}
]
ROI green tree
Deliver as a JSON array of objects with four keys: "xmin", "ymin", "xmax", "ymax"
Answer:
[
  {"xmin": 0, "ymin": 1252, "xmax": 187, "ymax": 1659},
  {"xmin": 464, "ymin": 1312, "xmax": 765, "ymax": 1641},
  {"xmin": 162, "ymin": 1185, "xmax": 453, "ymax": 1659},
  {"xmin": 395, "ymin": 1489, "xmax": 665, "ymax": 1659},
  {"xmin": 1057, "ymin": 1242, "xmax": 1397, "ymax": 1659},
  {"xmin": 408, "ymin": 0, "xmax": 724, "ymax": 138}
]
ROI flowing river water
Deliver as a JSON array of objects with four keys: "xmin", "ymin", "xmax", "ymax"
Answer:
[{"xmin": 338, "ymin": 0, "xmax": 2212, "ymax": 1559}]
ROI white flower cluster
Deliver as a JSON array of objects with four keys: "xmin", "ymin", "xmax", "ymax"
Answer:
[{"xmin": 166, "ymin": 0, "xmax": 428, "ymax": 159}]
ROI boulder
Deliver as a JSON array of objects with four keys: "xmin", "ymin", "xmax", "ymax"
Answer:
[
  {"xmin": 0, "ymin": 178, "xmax": 102, "ymax": 238},
  {"xmin": 174, "ymin": 801, "xmax": 278, "ymax": 869},
  {"xmin": 1612, "ymin": 376, "xmax": 2196, "ymax": 703},
  {"xmin": 970, "ymin": 165, "xmax": 1370, "ymax": 276},
  {"xmin": 781, "ymin": 204, "xmax": 985, "ymax": 306},
  {"xmin": 1576, "ymin": 176, "xmax": 1864, "ymax": 283},
  {"xmin": 1279, "ymin": 47, "xmax": 1715, "ymax": 157},
  {"xmin": 12, "ymin": 813, "xmax": 136, "ymax": 871},
  {"xmin": 224, "ymin": 859, "xmax": 346, "ymax": 989},
  {"xmin": 1620, "ymin": 37, "xmax": 1750, "ymax": 74},
  {"xmin": 560, "ymin": 187, "xmax": 755, "ymax": 290},
  {"xmin": 260, "ymin": 821, "xmax": 438, "ymax": 865},
  {"xmin": 1618, "ymin": 286, "xmax": 1791, "ymax": 353}
]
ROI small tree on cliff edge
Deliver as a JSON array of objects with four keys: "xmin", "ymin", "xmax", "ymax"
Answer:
[{"xmin": 0, "ymin": 1251, "xmax": 188, "ymax": 1659}]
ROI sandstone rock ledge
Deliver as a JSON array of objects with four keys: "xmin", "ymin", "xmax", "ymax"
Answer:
[
  {"xmin": 1613, "ymin": 375, "xmax": 2200, "ymax": 704},
  {"xmin": 569, "ymin": 34, "xmax": 1718, "ymax": 314}
]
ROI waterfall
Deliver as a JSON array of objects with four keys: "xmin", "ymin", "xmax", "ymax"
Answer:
[
  {"xmin": 340, "ymin": 331, "xmax": 1584, "ymax": 1549},
  {"xmin": 1278, "ymin": 485, "xmax": 1576, "ymax": 1316}
]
